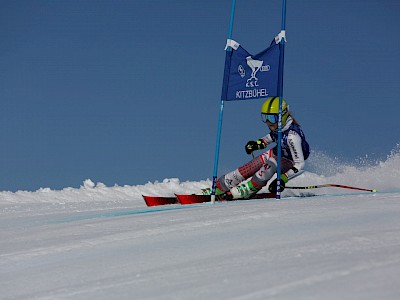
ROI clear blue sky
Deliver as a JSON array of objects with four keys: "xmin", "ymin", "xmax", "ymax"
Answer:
[{"xmin": 1, "ymin": 0, "xmax": 399, "ymax": 191}]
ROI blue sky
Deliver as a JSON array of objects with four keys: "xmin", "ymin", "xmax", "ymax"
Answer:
[{"xmin": 0, "ymin": 0, "xmax": 399, "ymax": 191}]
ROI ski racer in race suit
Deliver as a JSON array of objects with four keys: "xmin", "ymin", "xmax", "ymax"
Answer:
[{"xmin": 215, "ymin": 97, "xmax": 310, "ymax": 199}]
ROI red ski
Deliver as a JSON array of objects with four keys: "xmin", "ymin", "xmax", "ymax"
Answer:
[
  {"xmin": 176, "ymin": 192, "xmax": 276, "ymax": 204},
  {"xmin": 176, "ymin": 194, "xmax": 211, "ymax": 205},
  {"xmin": 142, "ymin": 195, "xmax": 178, "ymax": 207},
  {"xmin": 142, "ymin": 192, "xmax": 275, "ymax": 207}
]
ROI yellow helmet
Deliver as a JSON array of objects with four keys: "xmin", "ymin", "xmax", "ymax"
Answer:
[{"xmin": 261, "ymin": 97, "xmax": 289, "ymax": 125}]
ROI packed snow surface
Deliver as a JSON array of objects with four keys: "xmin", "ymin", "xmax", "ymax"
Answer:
[{"xmin": 1, "ymin": 149, "xmax": 400, "ymax": 299}]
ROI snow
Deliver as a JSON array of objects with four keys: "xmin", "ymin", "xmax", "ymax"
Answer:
[{"xmin": 1, "ymin": 149, "xmax": 400, "ymax": 299}]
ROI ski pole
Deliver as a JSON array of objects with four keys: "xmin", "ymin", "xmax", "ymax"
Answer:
[{"xmin": 286, "ymin": 184, "xmax": 377, "ymax": 193}]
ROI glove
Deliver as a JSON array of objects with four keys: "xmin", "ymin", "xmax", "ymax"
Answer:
[
  {"xmin": 268, "ymin": 174, "xmax": 288, "ymax": 193},
  {"xmin": 245, "ymin": 140, "xmax": 266, "ymax": 155}
]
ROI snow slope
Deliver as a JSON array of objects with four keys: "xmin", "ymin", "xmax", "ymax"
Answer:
[{"xmin": 1, "ymin": 149, "xmax": 400, "ymax": 299}]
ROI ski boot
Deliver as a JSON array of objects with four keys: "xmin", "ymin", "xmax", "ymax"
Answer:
[
  {"xmin": 219, "ymin": 191, "xmax": 234, "ymax": 201},
  {"xmin": 230, "ymin": 180, "xmax": 261, "ymax": 199}
]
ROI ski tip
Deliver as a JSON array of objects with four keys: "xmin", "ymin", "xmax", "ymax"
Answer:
[
  {"xmin": 142, "ymin": 195, "xmax": 178, "ymax": 206},
  {"xmin": 372, "ymin": 189, "xmax": 377, "ymax": 193}
]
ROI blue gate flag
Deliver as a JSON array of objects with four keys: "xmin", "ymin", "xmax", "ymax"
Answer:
[{"xmin": 221, "ymin": 39, "xmax": 280, "ymax": 101}]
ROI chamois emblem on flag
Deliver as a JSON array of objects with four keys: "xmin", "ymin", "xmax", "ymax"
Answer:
[
  {"xmin": 221, "ymin": 39, "xmax": 280, "ymax": 101},
  {"xmin": 244, "ymin": 56, "xmax": 271, "ymax": 87}
]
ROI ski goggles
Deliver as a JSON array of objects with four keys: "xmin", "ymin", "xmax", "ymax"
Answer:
[{"xmin": 261, "ymin": 113, "xmax": 279, "ymax": 124}]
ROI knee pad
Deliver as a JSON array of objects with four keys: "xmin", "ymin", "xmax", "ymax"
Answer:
[
  {"xmin": 254, "ymin": 158, "xmax": 277, "ymax": 185},
  {"xmin": 218, "ymin": 170, "xmax": 244, "ymax": 191}
]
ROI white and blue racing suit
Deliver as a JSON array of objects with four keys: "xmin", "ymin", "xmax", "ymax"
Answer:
[{"xmin": 217, "ymin": 116, "xmax": 310, "ymax": 192}]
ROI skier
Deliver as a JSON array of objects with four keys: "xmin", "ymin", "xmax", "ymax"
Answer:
[{"xmin": 213, "ymin": 97, "xmax": 310, "ymax": 199}]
